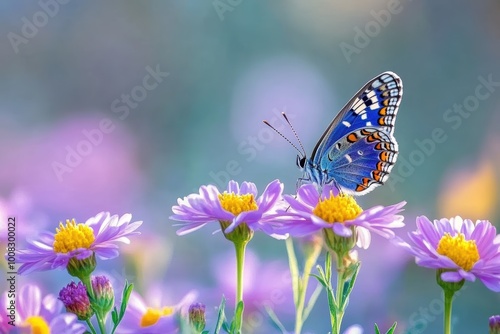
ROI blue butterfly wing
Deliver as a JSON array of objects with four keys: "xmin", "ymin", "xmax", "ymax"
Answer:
[
  {"xmin": 307, "ymin": 72, "xmax": 402, "ymax": 194},
  {"xmin": 321, "ymin": 129, "xmax": 398, "ymax": 195}
]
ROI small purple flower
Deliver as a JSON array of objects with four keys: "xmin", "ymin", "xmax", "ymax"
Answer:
[
  {"xmin": 16, "ymin": 212, "xmax": 142, "ymax": 275},
  {"xmin": 91, "ymin": 275, "xmax": 115, "ymax": 317},
  {"xmin": 0, "ymin": 284, "xmax": 86, "ymax": 333},
  {"xmin": 59, "ymin": 281, "xmax": 94, "ymax": 320},
  {"xmin": 490, "ymin": 315, "xmax": 500, "ymax": 333},
  {"xmin": 270, "ymin": 184, "xmax": 405, "ymax": 247},
  {"xmin": 398, "ymin": 216, "xmax": 500, "ymax": 292},
  {"xmin": 188, "ymin": 303, "xmax": 206, "ymax": 332},
  {"xmin": 170, "ymin": 179, "xmax": 285, "ymax": 238}
]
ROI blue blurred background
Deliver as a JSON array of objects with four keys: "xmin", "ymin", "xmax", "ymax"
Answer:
[{"xmin": 1, "ymin": 1, "xmax": 500, "ymax": 333}]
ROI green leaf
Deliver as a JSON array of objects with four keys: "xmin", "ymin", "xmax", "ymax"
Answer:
[
  {"xmin": 202, "ymin": 331, "xmax": 210, "ymax": 334},
  {"xmin": 325, "ymin": 252, "xmax": 332, "ymax": 283},
  {"xmin": 222, "ymin": 322, "xmax": 231, "ymax": 333},
  {"xmin": 214, "ymin": 296, "xmax": 227, "ymax": 334},
  {"xmin": 264, "ymin": 305, "xmax": 288, "ymax": 333},
  {"xmin": 120, "ymin": 282, "xmax": 134, "ymax": 318},
  {"xmin": 110, "ymin": 281, "xmax": 134, "ymax": 334},
  {"xmin": 385, "ymin": 322, "xmax": 397, "ymax": 334},
  {"xmin": 310, "ymin": 273, "xmax": 327, "ymax": 288},
  {"xmin": 374, "ymin": 322, "xmax": 397, "ymax": 334},
  {"xmin": 340, "ymin": 262, "xmax": 360, "ymax": 310},
  {"xmin": 111, "ymin": 307, "xmax": 118, "ymax": 325},
  {"xmin": 230, "ymin": 301, "xmax": 244, "ymax": 334}
]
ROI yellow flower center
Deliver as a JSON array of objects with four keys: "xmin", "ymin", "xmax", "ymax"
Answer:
[
  {"xmin": 436, "ymin": 232, "xmax": 480, "ymax": 271},
  {"xmin": 53, "ymin": 219, "xmax": 95, "ymax": 253},
  {"xmin": 25, "ymin": 316, "xmax": 50, "ymax": 334},
  {"xmin": 218, "ymin": 192, "xmax": 258, "ymax": 216},
  {"xmin": 313, "ymin": 193, "xmax": 362, "ymax": 223},
  {"xmin": 140, "ymin": 307, "xmax": 175, "ymax": 327}
]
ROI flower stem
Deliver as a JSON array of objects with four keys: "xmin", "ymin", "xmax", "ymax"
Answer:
[
  {"xmin": 86, "ymin": 319, "xmax": 97, "ymax": 334},
  {"xmin": 96, "ymin": 315, "xmax": 107, "ymax": 334},
  {"xmin": 81, "ymin": 275, "xmax": 106, "ymax": 334},
  {"xmin": 444, "ymin": 290, "xmax": 454, "ymax": 334},
  {"xmin": 233, "ymin": 240, "xmax": 248, "ymax": 333},
  {"xmin": 287, "ymin": 238, "xmax": 322, "ymax": 334},
  {"xmin": 334, "ymin": 252, "xmax": 346, "ymax": 334},
  {"xmin": 80, "ymin": 275, "xmax": 95, "ymax": 300},
  {"xmin": 234, "ymin": 240, "xmax": 247, "ymax": 307}
]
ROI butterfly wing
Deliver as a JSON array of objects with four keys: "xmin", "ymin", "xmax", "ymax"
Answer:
[
  {"xmin": 311, "ymin": 72, "xmax": 402, "ymax": 162},
  {"xmin": 322, "ymin": 128, "xmax": 398, "ymax": 195},
  {"xmin": 309, "ymin": 71, "xmax": 403, "ymax": 194}
]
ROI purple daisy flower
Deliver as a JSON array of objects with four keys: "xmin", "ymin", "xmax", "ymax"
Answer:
[
  {"xmin": 398, "ymin": 215, "xmax": 500, "ymax": 292},
  {"xmin": 116, "ymin": 289, "xmax": 197, "ymax": 334},
  {"xmin": 16, "ymin": 212, "xmax": 142, "ymax": 275},
  {"xmin": 170, "ymin": 179, "xmax": 285, "ymax": 238},
  {"xmin": 271, "ymin": 184, "xmax": 405, "ymax": 247},
  {"xmin": 0, "ymin": 284, "xmax": 86, "ymax": 333}
]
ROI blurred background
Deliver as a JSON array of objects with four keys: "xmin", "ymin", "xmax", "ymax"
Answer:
[{"xmin": 1, "ymin": 1, "xmax": 500, "ymax": 333}]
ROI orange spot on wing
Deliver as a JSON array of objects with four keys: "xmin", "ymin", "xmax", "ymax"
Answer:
[
  {"xmin": 380, "ymin": 152, "xmax": 390, "ymax": 161},
  {"xmin": 379, "ymin": 107, "xmax": 387, "ymax": 115},
  {"xmin": 368, "ymin": 132, "xmax": 382, "ymax": 142},
  {"xmin": 356, "ymin": 184, "xmax": 366, "ymax": 192},
  {"xmin": 347, "ymin": 133, "xmax": 358, "ymax": 143},
  {"xmin": 362, "ymin": 177, "xmax": 371, "ymax": 186}
]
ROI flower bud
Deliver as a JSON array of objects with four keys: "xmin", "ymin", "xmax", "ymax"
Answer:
[
  {"xmin": 59, "ymin": 281, "xmax": 94, "ymax": 321},
  {"xmin": 188, "ymin": 302, "xmax": 206, "ymax": 333}
]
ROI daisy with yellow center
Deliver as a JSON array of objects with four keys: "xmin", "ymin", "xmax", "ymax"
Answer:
[
  {"xmin": 403, "ymin": 215, "xmax": 500, "ymax": 292},
  {"xmin": 115, "ymin": 290, "xmax": 197, "ymax": 333},
  {"xmin": 24, "ymin": 316, "xmax": 50, "ymax": 334},
  {"xmin": 7, "ymin": 284, "xmax": 86, "ymax": 334},
  {"xmin": 274, "ymin": 184, "xmax": 405, "ymax": 248},
  {"xmin": 171, "ymin": 180, "xmax": 284, "ymax": 334},
  {"xmin": 16, "ymin": 212, "xmax": 142, "ymax": 275},
  {"xmin": 400, "ymin": 216, "xmax": 500, "ymax": 334},
  {"xmin": 171, "ymin": 179, "xmax": 284, "ymax": 238}
]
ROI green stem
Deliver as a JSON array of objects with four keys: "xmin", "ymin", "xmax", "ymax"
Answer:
[
  {"xmin": 444, "ymin": 290, "xmax": 454, "ymax": 334},
  {"xmin": 81, "ymin": 276, "xmax": 106, "ymax": 334},
  {"xmin": 293, "ymin": 240, "xmax": 321, "ymax": 334},
  {"xmin": 334, "ymin": 252, "xmax": 346, "ymax": 334},
  {"xmin": 234, "ymin": 240, "xmax": 247, "ymax": 307},
  {"xmin": 80, "ymin": 275, "xmax": 95, "ymax": 300},
  {"xmin": 86, "ymin": 319, "xmax": 97, "ymax": 334},
  {"xmin": 233, "ymin": 240, "xmax": 247, "ymax": 333}
]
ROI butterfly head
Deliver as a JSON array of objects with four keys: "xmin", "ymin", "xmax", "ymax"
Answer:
[{"xmin": 296, "ymin": 154, "xmax": 307, "ymax": 170}]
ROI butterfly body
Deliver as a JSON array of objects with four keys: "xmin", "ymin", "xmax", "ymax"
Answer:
[{"xmin": 298, "ymin": 71, "xmax": 403, "ymax": 195}]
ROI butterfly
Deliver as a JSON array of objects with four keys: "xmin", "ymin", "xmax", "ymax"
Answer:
[{"xmin": 296, "ymin": 71, "xmax": 403, "ymax": 195}]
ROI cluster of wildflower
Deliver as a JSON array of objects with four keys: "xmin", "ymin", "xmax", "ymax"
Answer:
[
  {"xmin": 170, "ymin": 179, "xmax": 500, "ymax": 334},
  {"xmin": 3, "ymin": 212, "xmax": 198, "ymax": 333},
  {"xmin": 7, "ymin": 178, "xmax": 500, "ymax": 333}
]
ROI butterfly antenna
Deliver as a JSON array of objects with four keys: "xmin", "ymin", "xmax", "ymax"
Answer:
[
  {"xmin": 281, "ymin": 112, "xmax": 306, "ymax": 157},
  {"xmin": 263, "ymin": 119, "xmax": 303, "ymax": 156}
]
